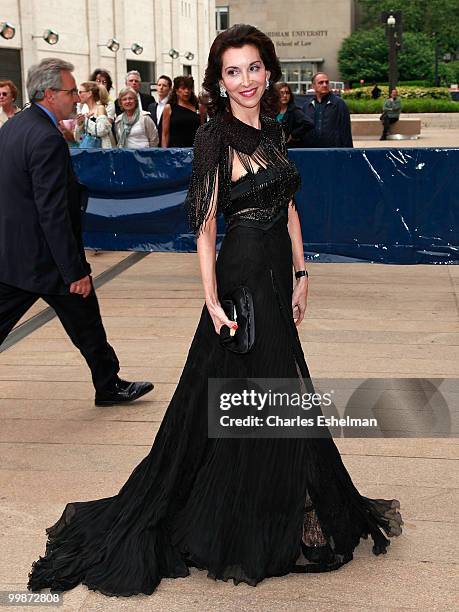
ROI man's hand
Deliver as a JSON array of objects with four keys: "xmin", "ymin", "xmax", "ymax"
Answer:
[{"xmin": 69, "ymin": 275, "xmax": 92, "ymax": 298}]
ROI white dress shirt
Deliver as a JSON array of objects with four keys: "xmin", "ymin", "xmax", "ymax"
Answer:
[{"xmin": 156, "ymin": 98, "xmax": 167, "ymax": 124}]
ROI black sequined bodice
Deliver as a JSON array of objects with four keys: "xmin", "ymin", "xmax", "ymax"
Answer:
[
  {"xmin": 227, "ymin": 162, "xmax": 300, "ymax": 224},
  {"xmin": 185, "ymin": 113, "xmax": 301, "ymax": 235}
]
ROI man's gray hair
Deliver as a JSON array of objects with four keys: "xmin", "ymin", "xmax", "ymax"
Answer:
[
  {"xmin": 27, "ymin": 57, "xmax": 74, "ymax": 101},
  {"xmin": 125, "ymin": 70, "xmax": 141, "ymax": 82},
  {"xmin": 311, "ymin": 72, "xmax": 329, "ymax": 85}
]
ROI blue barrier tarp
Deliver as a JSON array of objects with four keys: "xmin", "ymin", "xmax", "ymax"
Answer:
[{"xmin": 71, "ymin": 147, "xmax": 459, "ymax": 264}]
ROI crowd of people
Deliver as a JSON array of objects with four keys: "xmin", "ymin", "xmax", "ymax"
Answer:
[
  {"xmin": 0, "ymin": 69, "xmax": 403, "ymax": 147},
  {"xmin": 0, "ymin": 70, "xmax": 202, "ymax": 149}
]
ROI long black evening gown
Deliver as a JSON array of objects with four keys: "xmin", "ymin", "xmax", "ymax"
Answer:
[{"xmin": 28, "ymin": 114, "xmax": 402, "ymax": 597}]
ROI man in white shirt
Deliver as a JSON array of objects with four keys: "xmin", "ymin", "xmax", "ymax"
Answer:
[{"xmin": 147, "ymin": 75, "xmax": 172, "ymax": 146}]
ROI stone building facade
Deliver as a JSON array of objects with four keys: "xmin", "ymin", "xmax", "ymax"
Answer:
[
  {"xmin": 215, "ymin": 0, "xmax": 355, "ymax": 92},
  {"xmin": 0, "ymin": 0, "xmax": 216, "ymax": 106}
]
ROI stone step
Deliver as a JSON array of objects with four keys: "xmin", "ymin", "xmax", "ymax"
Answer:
[{"xmin": 352, "ymin": 117, "xmax": 421, "ymax": 140}]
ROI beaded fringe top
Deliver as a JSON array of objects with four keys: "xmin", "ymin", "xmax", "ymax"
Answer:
[{"xmin": 185, "ymin": 113, "xmax": 301, "ymax": 234}]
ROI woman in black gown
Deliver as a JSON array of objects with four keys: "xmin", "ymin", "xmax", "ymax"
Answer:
[
  {"xmin": 162, "ymin": 75, "xmax": 201, "ymax": 147},
  {"xmin": 28, "ymin": 25, "xmax": 402, "ymax": 597}
]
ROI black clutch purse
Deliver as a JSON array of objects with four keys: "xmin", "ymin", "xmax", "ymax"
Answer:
[{"xmin": 219, "ymin": 286, "xmax": 255, "ymax": 354}]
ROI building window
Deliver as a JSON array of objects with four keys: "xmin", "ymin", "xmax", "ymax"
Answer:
[
  {"xmin": 280, "ymin": 61, "xmax": 316, "ymax": 95},
  {"xmin": 127, "ymin": 60, "xmax": 156, "ymax": 94},
  {"xmin": 280, "ymin": 61, "xmax": 344, "ymax": 94},
  {"xmin": 216, "ymin": 6, "xmax": 229, "ymax": 32},
  {"xmin": 183, "ymin": 65, "xmax": 192, "ymax": 76},
  {"xmin": 0, "ymin": 49, "xmax": 23, "ymax": 106}
]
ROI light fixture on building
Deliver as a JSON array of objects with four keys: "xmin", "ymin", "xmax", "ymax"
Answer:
[
  {"xmin": 32, "ymin": 29, "xmax": 59, "ymax": 45},
  {"xmin": 165, "ymin": 48, "xmax": 195, "ymax": 61},
  {"xmin": 123, "ymin": 42, "xmax": 143, "ymax": 55},
  {"xmin": 97, "ymin": 37, "xmax": 120, "ymax": 52},
  {"xmin": 0, "ymin": 21, "xmax": 16, "ymax": 40},
  {"xmin": 106, "ymin": 37, "xmax": 120, "ymax": 52},
  {"xmin": 44, "ymin": 29, "xmax": 59, "ymax": 44}
]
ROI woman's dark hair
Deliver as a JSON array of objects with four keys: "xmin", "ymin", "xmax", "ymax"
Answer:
[
  {"xmin": 276, "ymin": 82, "xmax": 293, "ymax": 100},
  {"xmin": 202, "ymin": 24, "xmax": 282, "ymax": 117},
  {"xmin": 276, "ymin": 82, "xmax": 294, "ymax": 112},
  {"xmin": 168, "ymin": 76, "xmax": 199, "ymax": 109},
  {"xmin": 89, "ymin": 68, "xmax": 113, "ymax": 92}
]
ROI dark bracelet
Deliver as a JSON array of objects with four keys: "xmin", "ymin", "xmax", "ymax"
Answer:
[{"xmin": 295, "ymin": 270, "xmax": 308, "ymax": 279}]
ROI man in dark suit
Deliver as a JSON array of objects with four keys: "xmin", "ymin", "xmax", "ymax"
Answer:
[
  {"xmin": 146, "ymin": 75, "xmax": 172, "ymax": 147},
  {"xmin": 0, "ymin": 58, "xmax": 153, "ymax": 406},
  {"xmin": 114, "ymin": 70, "xmax": 154, "ymax": 116}
]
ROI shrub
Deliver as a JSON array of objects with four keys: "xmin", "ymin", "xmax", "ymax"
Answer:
[
  {"xmin": 398, "ymin": 80, "xmax": 432, "ymax": 87},
  {"xmin": 345, "ymin": 98, "xmax": 459, "ymax": 113},
  {"xmin": 356, "ymin": 80, "xmax": 431, "ymax": 88},
  {"xmin": 343, "ymin": 86, "xmax": 452, "ymax": 100},
  {"xmin": 431, "ymin": 61, "xmax": 459, "ymax": 87}
]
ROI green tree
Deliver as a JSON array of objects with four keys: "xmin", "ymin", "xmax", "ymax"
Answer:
[
  {"xmin": 398, "ymin": 33, "xmax": 435, "ymax": 80},
  {"xmin": 357, "ymin": 0, "xmax": 459, "ymax": 52},
  {"xmin": 338, "ymin": 28, "xmax": 387, "ymax": 83},
  {"xmin": 338, "ymin": 27, "xmax": 435, "ymax": 83}
]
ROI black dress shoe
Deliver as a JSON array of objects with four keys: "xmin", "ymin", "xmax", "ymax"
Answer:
[
  {"xmin": 301, "ymin": 541, "xmax": 334, "ymax": 564},
  {"xmin": 95, "ymin": 379, "xmax": 154, "ymax": 406}
]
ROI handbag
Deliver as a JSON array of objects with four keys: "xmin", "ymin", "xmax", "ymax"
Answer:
[
  {"xmin": 219, "ymin": 286, "xmax": 255, "ymax": 354},
  {"xmin": 79, "ymin": 118, "xmax": 102, "ymax": 148},
  {"xmin": 79, "ymin": 133, "xmax": 102, "ymax": 148}
]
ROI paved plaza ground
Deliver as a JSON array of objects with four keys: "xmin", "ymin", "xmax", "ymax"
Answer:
[
  {"xmin": 1, "ymin": 248, "xmax": 458, "ymax": 611},
  {"xmin": 353, "ymin": 112, "xmax": 459, "ymax": 148},
  {"xmin": 358, "ymin": 125, "xmax": 458, "ymax": 148}
]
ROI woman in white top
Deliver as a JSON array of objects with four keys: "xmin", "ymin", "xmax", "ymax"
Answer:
[
  {"xmin": 74, "ymin": 81, "xmax": 115, "ymax": 148},
  {"xmin": 114, "ymin": 87, "xmax": 159, "ymax": 148},
  {"xmin": 90, "ymin": 69, "xmax": 116, "ymax": 121}
]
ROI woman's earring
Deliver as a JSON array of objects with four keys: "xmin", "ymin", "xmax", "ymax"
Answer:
[
  {"xmin": 265, "ymin": 77, "xmax": 270, "ymax": 90},
  {"xmin": 219, "ymin": 85, "xmax": 227, "ymax": 98}
]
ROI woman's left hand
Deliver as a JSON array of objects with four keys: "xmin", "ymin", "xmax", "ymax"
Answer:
[{"xmin": 292, "ymin": 278, "xmax": 308, "ymax": 326}]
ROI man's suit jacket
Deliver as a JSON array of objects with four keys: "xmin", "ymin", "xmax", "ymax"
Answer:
[
  {"xmin": 146, "ymin": 101, "xmax": 164, "ymax": 146},
  {"xmin": 0, "ymin": 104, "xmax": 91, "ymax": 294},
  {"xmin": 114, "ymin": 92, "xmax": 155, "ymax": 117}
]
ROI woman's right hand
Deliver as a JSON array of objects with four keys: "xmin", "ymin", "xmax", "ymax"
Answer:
[{"xmin": 206, "ymin": 301, "xmax": 237, "ymax": 336}]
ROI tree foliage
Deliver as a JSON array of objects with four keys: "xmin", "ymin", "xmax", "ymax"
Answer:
[
  {"xmin": 338, "ymin": 27, "xmax": 435, "ymax": 83},
  {"xmin": 357, "ymin": 0, "xmax": 459, "ymax": 52}
]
